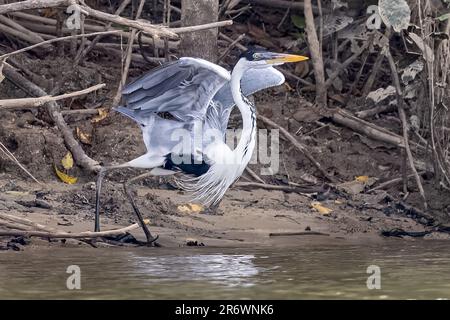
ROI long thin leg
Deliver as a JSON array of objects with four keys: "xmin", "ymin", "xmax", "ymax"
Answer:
[
  {"xmin": 95, "ymin": 164, "xmax": 128, "ymax": 232},
  {"xmin": 123, "ymin": 172, "xmax": 157, "ymax": 244},
  {"xmin": 123, "ymin": 167, "xmax": 175, "ymax": 244}
]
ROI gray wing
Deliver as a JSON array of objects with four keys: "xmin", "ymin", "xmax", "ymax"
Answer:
[
  {"xmin": 206, "ymin": 67, "xmax": 285, "ymax": 133},
  {"xmin": 118, "ymin": 57, "xmax": 231, "ymax": 123}
]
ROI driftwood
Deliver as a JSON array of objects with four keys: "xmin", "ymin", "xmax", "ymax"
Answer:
[{"xmin": 0, "ymin": 223, "xmax": 142, "ymax": 238}]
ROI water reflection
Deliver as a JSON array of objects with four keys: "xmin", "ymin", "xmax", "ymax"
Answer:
[
  {"xmin": 1, "ymin": 241, "xmax": 450, "ymax": 299},
  {"xmin": 129, "ymin": 254, "xmax": 260, "ymax": 287}
]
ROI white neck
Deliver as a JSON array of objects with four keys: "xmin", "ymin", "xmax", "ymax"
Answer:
[{"xmin": 230, "ymin": 59, "xmax": 257, "ymax": 161}]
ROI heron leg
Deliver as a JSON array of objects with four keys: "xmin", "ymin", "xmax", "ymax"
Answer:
[
  {"xmin": 95, "ymin": 164, "xmax": 128, "ymax": 232},
  {"xmin": 123, "ymin": 172, "xmax": 158, "ymax": 245},
  {"xmin": 203, "ymin": 199, "xmax": 224, "ymax": 215}
]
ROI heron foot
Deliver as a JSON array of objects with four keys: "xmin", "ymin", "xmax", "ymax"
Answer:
[{"xmin": 202, "ymin": 205, "xmax": 224, "ymax": 216}]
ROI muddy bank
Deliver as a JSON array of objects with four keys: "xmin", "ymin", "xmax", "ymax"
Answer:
[
  {"xmin": 1, "ymin": 52, "xmax": 450, "ymax": 251},
  {"xmin": 1, "ymin": 173, "xmax": 449, "ymax": 251}
]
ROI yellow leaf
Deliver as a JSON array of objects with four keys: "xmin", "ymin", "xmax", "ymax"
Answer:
[
  {"xmin": 54, "ymin": 165, "xmax": 77, "ymax": 184},
  {"xmin": 177, "ymin": 203, "xmax": 204, "ymax": 214},
  {"xmin": 311, "ymin": 202, "xmax": 333, "ymax": 215},
  {"xmin": 61, "ymin": 151, "xmax": 74, "ymax": 170},
  {"xmin": 355, "ymin": 176, "xmax": 369, "ymax": 183},
  {"xmin": 91, "ymin": 108, "xmax": 109, "ymax": 123},
  {"xmin": 76, "ymin": 127, "xmax": 92, "ymax": 145}
]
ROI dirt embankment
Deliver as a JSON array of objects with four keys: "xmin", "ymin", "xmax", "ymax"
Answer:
[{"xmin": 1, "ymin": 55, "xmax": 450, "ymax": 251}]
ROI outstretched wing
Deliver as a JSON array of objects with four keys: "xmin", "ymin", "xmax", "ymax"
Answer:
[
  {"xmin": 118, "ymin": 57, "xmax": 231, "ymax": 123},
  {"xmin": 206, "ymin": 67, "xmax": 285, "ymax": 133}
]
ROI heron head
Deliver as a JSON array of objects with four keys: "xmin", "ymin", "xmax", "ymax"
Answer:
[{"xmin": 240, "ymin": 48, "xmax": 309, "ymax": 69}]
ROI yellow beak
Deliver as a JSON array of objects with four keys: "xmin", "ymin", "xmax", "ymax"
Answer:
[{"xmin": 268, "ymin": 54, "xmax": 309, "ymax": 64}]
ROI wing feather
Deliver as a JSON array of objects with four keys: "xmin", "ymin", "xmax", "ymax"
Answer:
[{"xmin": 119, "ymin": 58, "xmax": 231, "ymax": 123}]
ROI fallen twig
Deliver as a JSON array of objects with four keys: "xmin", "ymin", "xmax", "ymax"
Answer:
[
  {"xmin": 244, "ymin": 167, "xmax": 266, "ymax": 184},
  {"xmin": 269, "ymin": 231, "xmax": 330, "ymax": 237},
  {"xmin": 0, "ymin": 141, "xmax": 41, "ymax": 184},
  {"xmin": 367, "ymin": 172, "xmax": 426, "ymax": 193},
  {"xmin": 304, "ymin": 0, "xmax": 326, "ymax": 106}
]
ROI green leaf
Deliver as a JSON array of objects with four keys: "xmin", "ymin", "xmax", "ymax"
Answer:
[
  {"xmin": 437, "ymin": 13, "xmax": 450, "ymax": 22},
  {"xmin": 291, "ymin": 14, "xmax": 305, "ymax": 29}
]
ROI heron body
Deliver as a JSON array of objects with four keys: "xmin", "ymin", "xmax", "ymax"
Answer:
[{"xmin": 95, "ymin": 50, "xmax": 308, "ymax": 243}]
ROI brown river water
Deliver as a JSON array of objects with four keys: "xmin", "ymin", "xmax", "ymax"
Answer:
[{"xmin": 1, "ymin": 240, "xmax": 450, "ymax": 299}]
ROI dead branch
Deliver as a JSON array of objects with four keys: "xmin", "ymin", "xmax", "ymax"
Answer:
[
  {"xmin": 304, "ymin": 0, "xmax": 327, "ymax": 106},
  {"xmin": 74, "ymin": 0, "xmax": 132, "ymax": 64},
  {"xmin": 385, "ymin": 47, "xmax": 427, "ymax": 210},
  {"xmin": 245, "ymin": 0, "xmax": 326, "ymax": 14},
  {"xmin": 0, "ymin": 83, "xmax": 105, "ymax": 109},
  {"xmin": 0, "ymin": 0, "xmax": 70, "ymax": 14},
  {"xmin": 367, "ymin": 172, "xmax": 426, "ymax": 193},
  {"xmin": 0, "ymin": 30, "xmax": 120, "ymax": 60},
  {"xmin": 0, "ymin": 141, "xmax": 41, "ymax": 184},
  {"xmin": 269, "ymin": 231, "xmax": 330, "ymax": 237},
  {"xmin": 0, "ymin": 15, "xmax": 48, "ymax": 47},
  {"xmin": 78, "ymin": 0, "xmax": 176, "ymax": 39},
  {"xmin": 111, "ymin": 0, "xmax": 145, "ymax": 108},
  {"xmin": 2, "ymin": 64, "xmax": 101, "ymax": 172},
  {"xmin": 10, "ymin": 12, "xmax": 179, "ymax": 49},
  {"xmin": 235, "ymin": 181, "xmax": 321, "ymax": 194},
  {"xmin": 171, "ymin": 20, "xmax": 233, "ymax": 34},
  {"xmin": 331, "ymin": 108, "xmax": 405, "ymax": 147},
  {"xmin": 356, "ymin": 104, "xmax": 397, "ymax": 120},
  {"xmin": 244, "ymin": 167, "xmax": 266, "ymax": 184},
  {"xmin": 258, "ymin": 114, "xmax": 336, "ymax": 182},
  {"xmin": 0, "ymin": 213, "xmax": 56, "ymax": 232},
  {"xmin": 0, "ymin": 222, "xmax": 142, "ymax": 238}
]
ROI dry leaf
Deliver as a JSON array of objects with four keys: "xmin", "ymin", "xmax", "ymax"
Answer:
[
  {"xmin": 338, "ymin": 176, "xmax": 377, "ymax": 195},
  {"xmin": 54, "ymin": 165, "xmax": 77, "ymax": 184},
  {"xmin": 177, "ymin": 203, "xmax": 204, "ymax": 213},
  {"xmin": 407, "ymin": 33, "xmax": 435, "ymax": 63},
  {"xmin": 402, "ymin": 60, "xmax": 424, "ymax": 85},
  {"xmin": 367, "ymin": 86, "xmax": 396, "ymax": 104},
  {"xmin": 355, "ymin": 176, "xmax": 369, "ymax": 183},
  {"xmin": 76, "ymin": 127, "xmax": 92, "ymax": 145},
  {"xmin": 61, "ymin": 151, "xmax": 74, "ymax": 170},
  {"xmin": 311, "ymin": 202, "xmax": 333, "ymax": 215},
  {"xmin": 379, "ymin": 0, "xmax": 411, "ymax": 33},
  {"xmin": 91, "ymin": 108, "xmax": 108, "ymax": 123}
]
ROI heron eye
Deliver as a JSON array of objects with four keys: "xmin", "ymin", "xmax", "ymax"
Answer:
[{"xmin": 253, "ymin": 53, "xmax": 261, "ymax": 60}]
